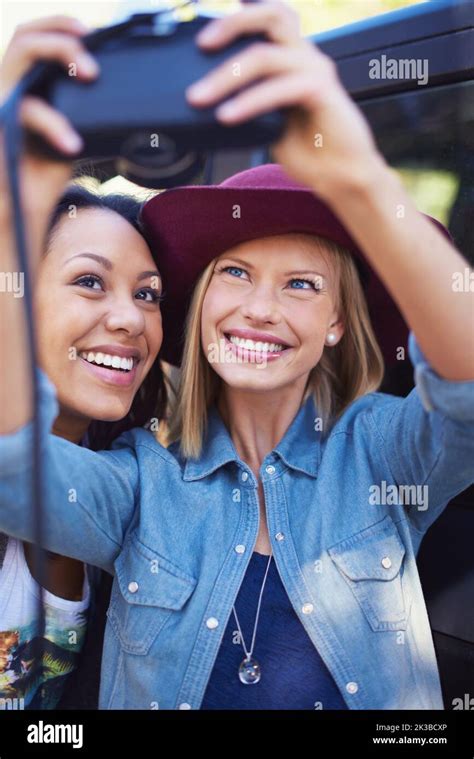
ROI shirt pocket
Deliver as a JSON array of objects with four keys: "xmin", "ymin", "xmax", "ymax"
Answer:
[
  {"xmin": 327, "ymin": 515, "xmax": 408, "ymax": 632},
  {"xmin": 107, "ymin": 533, "xmax": 197, "ymax": 655}
]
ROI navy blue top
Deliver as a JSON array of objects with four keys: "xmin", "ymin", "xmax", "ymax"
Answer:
[{"xmin": 201, "ymin": 552, "xmax": 348, "ymax": 710}]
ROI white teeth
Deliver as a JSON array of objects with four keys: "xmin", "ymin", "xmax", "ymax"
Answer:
[
  {"xmin": 228, "ymin": 335, "xmax": 285, "ymax": 353},
  {"xmin": 79, "ymin": 351, "xmax": 134, "ymax": 371}
]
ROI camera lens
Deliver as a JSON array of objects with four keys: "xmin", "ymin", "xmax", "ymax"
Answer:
[{"xmin": 116, "ymin": 130, "xmax": 205, "ymax": 188}]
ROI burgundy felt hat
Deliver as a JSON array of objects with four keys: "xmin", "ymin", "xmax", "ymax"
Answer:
[{"xmin": 141, "ymin": 163, "xmax": 450, "ymax": 368}]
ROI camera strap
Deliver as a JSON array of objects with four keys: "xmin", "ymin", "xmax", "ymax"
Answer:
[{"xmin": 0, "ymin": 81, "xmax": 46, "ymax": 707}]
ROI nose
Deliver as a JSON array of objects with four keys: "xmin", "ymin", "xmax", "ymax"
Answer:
[
  {"xmin": 103, "ymin": 293, "xmax": 146, "ymax": 337},
  {"xmin": 240, "ymin": 282, "xmax": 282, "ymax": 325}
]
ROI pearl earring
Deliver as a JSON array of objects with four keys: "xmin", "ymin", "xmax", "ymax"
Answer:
[{"xmin": 326, "ymin": 332, "xmax": 336, "ymax": 345}]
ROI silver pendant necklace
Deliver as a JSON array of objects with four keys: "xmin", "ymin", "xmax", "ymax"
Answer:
[{"xmin": 232, "ymin": 551, "xmax": 273, "ymax": 685}]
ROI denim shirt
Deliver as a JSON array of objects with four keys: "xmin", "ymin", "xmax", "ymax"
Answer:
[{"xmin": 0, "ymin": 332, "xmax": 473, "ymax": 710}]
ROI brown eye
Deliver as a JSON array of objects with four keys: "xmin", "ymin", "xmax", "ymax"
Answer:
[
  {"xmin": 135, "ymin": 288, "xmax": 163, "ymax": 303},
  {"xmin": 74, "ymin": 274, "xmax": 103, "ymax": 291}
]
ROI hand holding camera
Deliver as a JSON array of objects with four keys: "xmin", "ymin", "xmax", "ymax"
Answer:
[
  {"xmin": 0, "ymin": 0, "xmax": 385, "ymax": 210},
  {"xmin": 187, "ymin": 0, "xmax": 382, "ymax": 201},
  {"xmin": 0, "ymin": 15, "xmax": 97, "ymax": 224}
]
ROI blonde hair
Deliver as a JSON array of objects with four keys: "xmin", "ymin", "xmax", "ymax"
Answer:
[{"xmin": 168, "ymin": 235, "xmax": 385, "ymax": 458}]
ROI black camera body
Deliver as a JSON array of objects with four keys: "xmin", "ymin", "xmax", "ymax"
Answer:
[{"xmin": 24, "ymin": 11, "xmax": 286, "ymax": 186}]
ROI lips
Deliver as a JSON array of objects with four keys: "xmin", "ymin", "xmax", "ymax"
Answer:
[
  {"xmin": 221, "ymin": 332, "xmax": 291, "ymax": 364},
  {"xmin": 224, "ymin": 327, "xmax": 291, "ymax": 361},
  {"xmin": 79, "ymin": 355, "xmax": 139, "ymax": 388},
  {"xmin": 78, "ymin": 344, "xmax": 142, "ymax": 360},
  {"xmin": 225, "ymin": 334, "xmax": 286, "ymax": 354},
  {"xmin": 224, "ymin": 328, "xmax": 292, "ymax": 353},
  {"xmin": 79, "ymin": 350, "xmax": 138, "ymax": 372},
  {"xmin": 77, "ymin": 344, "xmax": 142, "ymax": 388}
]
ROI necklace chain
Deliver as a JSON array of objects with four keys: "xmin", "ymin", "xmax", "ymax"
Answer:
[{"xmin": 232, "ymin": 551, "xmax": 273, "ymax": 660}]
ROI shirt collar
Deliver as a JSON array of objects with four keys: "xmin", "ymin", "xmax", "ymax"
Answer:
[
  {"xmin": 272, "ymin": 396, "xmax": 320, "ymax": 478},
  {"xmin": 182, "ymin": 396, "xmax": 320, "ymax": 481}
]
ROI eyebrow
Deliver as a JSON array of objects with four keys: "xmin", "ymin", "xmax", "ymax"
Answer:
[
  {"xmin": 219, "ymin": 257, "xmax": 327, "ymax": 279},
  {"xmin": 284, "ymin": 269, "xmax": 327, "ymax": 279},
  {"xmin": 63, "ymin": 252, "xmax": 112, "ymax": 270},
  {"xmin": 62, "ymin": 253, "xmax": 161, "ymax": 282},
  {"xmin": 137, "ymin": 270, "xmax": 161, "ymax": 283}
]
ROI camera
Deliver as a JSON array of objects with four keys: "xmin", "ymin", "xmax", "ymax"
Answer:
[{"xmin": 23, "ymin": 8, "xmax": 286, "ymax": 187}]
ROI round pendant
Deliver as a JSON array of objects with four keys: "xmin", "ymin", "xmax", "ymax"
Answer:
[{"xmin": 238, "ymin": 657, "xmax": 261, "ymax": 685}]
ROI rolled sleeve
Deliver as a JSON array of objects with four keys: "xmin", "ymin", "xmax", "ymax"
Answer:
[
  {"xmin": 408, "ymin": 331, "xmax": 474, "ymax": 420},
  {"xmin": 369, "ymin": 331, "xmax": 474, "ymax": 536}
]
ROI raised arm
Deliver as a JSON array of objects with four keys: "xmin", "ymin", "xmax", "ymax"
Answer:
[
  {"xmin": 367, "ymin": 331, "xmax": 474, "ymax": 541},
  {"xmin": 185, "ymin": 0, "xmax": 474, "ymax": 381},
  {"xmin": 316, "ymin": 162, "xmax": 474, "ymax": 383},
  {"xmin": 0, "ymin": 18, "xmax": 140, "ymax": 573},
  {"xmin": 0, "ymin": 15, "xmax": 99, "ymax": 434},
  {"xmin": 0, "ymin": 367, "xmax": 139, "ymax": 572}
]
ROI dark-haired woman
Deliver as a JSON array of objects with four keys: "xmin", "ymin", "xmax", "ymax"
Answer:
[{"xmin": 0, "ymin": 19, "xmax": 166, "ymax": 708}]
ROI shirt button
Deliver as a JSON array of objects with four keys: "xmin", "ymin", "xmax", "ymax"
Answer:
[
  {"xmin": 381, "ymin": 556, "xmax": 392, "ymax": 569},
  {"xmin": 302, "ymin": 603, "xmax": 314, "ymax": 614},
  {"xmin": 178, "ymin": 703, "xmax": 192, "ymax": 710},
  {"xmin": 128, "ymin": 581, "xmax": 139, "ymax": 594},
  {"xmin": 241, "ymin": 471, "xmax": 249, "ymax": 482},
  {"xmin": 275, "ymin": 532, "xmax": 285, "ymax": 542},
  {"xmin": 346, "ymin": 682, "xmax": 359, "ymax": 695},
  {"xmin": 235, "ymin": 544, "xmax": 246, "ymax": 554},
  {"xmin": 206, "ymin": 617, "xmax": 219, "ymax": 629},
  {"xmin": 265, "ymin": 465, "xmax": 276, "ymax": 475}
]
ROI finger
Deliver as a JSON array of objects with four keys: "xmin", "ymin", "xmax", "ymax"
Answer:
[
  {"xmin": 12, "ymin": 32, "xmax": 99, "ymax": 78},
  {"xmin": 214, "ymin": 72, "xmax": 322, "ymax": 124},
  {"xmin": 12, "ymin": 16, "xmax": 89, "ymax": 37},
  {"xmin": 1, "ymin": 32, "xmax": 98, "ymax": 100},
  {"xmin": 187, "ymin": 43, "xmax": 300, "ymax": 106},
  {"xmin": 20, "ymin": 95, "xmax": 83, "ymax": 155},
  {"xmin": 196, "ymin": 0, "xmax": 300, "ymax": 48}
]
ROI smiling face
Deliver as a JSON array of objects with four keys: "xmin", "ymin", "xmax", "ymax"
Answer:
[
  {"xmin": 35, "ymin": 208, "xmax": 163, "ymax": 439},
  {"xmin": 201, "ymin": 233, "xmax": 344, "ymax": 397}
]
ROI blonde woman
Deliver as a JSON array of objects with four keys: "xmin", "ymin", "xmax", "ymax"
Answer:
[{"xmin": 1, "ymin": 1, "xmax": 473, "ymax": 709}]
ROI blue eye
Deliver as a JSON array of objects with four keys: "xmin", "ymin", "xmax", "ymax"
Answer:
[
  {"xmin": 74, "ymin": 274, "xmax": 103, "ymax": 290},
  {"xmin": 223, "ymin": 266, "xmax": 244, "ymax": 278},
  {"xmin": 289, "ymin": 278, "xmax": 320, "ymax": 291}
]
